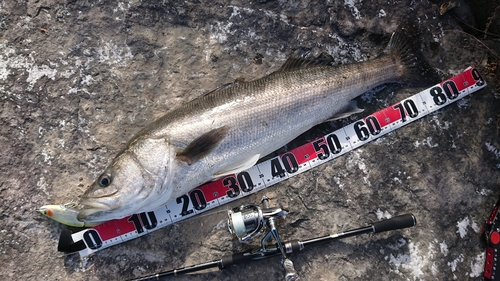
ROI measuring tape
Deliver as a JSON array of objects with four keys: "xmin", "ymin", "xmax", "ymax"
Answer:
[
  {"xmin": 484, "ymin": 194, "xmax": 500, "ymax": 280},
  {"xmin": 58, "ymin": 66, "xmax": 486, "ymax": 257}
]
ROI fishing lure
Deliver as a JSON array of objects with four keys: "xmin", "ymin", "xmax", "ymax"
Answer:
[{"xmin": 39, "ymin": 204, "xmax": 100, "ymax": 228}]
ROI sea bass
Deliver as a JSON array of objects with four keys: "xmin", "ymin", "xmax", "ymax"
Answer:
[{"xmin": 77, "ymin": 23, "xmax": 438, "ymax": 222}]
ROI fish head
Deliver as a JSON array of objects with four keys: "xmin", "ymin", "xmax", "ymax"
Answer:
[{"xmin": 77, "ymin": 138, "xmax": 176, "ymax": 222}]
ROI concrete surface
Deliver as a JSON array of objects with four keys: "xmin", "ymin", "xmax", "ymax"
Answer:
[{"xmin": 1, "ymin": 0, "xmax": 500, "ymax": 280}]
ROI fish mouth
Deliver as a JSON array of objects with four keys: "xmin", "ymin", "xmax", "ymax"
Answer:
[
  {"xmin": 77, "ymin": 208, "xmax": 106, "ymax": 222},
  {"xmin": 77, "ymin": 207, "xmax": 113, "ymax": 222},
  {"xmin": 77, "ymin": 200, "xmax": 116, "ymax": 222},
  {"xmin": 79, "ymin": 199, "xmax": 114, "ymax": 210}
]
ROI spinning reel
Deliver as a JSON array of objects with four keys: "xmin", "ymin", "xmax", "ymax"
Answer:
[{"xmin": 227, "ymin": 196, "xmax": 298, "ymax": 281}]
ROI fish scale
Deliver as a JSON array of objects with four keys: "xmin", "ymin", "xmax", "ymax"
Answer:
[{"xmin": 161, "ymin": 58, "xmax": 399, "ymax": 172}]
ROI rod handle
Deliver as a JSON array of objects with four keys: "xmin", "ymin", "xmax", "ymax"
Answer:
[
  {"xmin": 220, "ymin": 252, "xmax": 250, "ymax": 269},
  {"xmin": 372, "ymin": 213, "xmax": 416, "ymax": 233}
]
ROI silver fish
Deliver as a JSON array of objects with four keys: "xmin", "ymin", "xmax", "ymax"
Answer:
[{"xmin": 77, "ymin": 23, "xmax": 438, "ymax": 222}]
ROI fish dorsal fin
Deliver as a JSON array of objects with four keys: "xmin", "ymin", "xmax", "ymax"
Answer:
[
  {"xmin": 212, "ymin": 154, "xmax": 260, "ymax": 179},
  {"xmin": 324, "ymin": 100, "xmax": 364, "ymax": 122},
  {"xmin": 176, "ymin": 126, "xmax": 230, "ymax": 165},
  {"xmin": 275, "ymin": 56, "xmax": 330, "ymax": 73},
  {"xmin": 202, "ymin": 78, "xmax": 246, "ymax": 97},
  {"xmin": 275, "ymin": 50, "xmax": 333, "ymax": 73}
]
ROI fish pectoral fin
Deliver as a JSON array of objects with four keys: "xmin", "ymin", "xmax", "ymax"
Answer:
[
  {"xmin": 324, "ymin": 100, "xmax": 364, "ymax": 122},
  {"xmin": 212, "ymin": 154, "xmax": 260, "ymax": 179},
  {"xmin": 176, "ymin": 126, "xmax": 230, "ymax": 165}
]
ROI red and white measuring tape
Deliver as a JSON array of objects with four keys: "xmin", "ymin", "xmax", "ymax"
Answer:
[{"xmin": 59, "ymin": 66, "xmax": 486, "ymax": 257}]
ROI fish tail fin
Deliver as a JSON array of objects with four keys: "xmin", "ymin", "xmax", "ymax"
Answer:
[{"xmin": 388, "ymin": 22, "xmax": 440, "ymax": 86}]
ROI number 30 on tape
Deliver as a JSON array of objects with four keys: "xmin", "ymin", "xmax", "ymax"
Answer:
[{"xmin": 60, "ymin": 66, "xmax": 486, "ymax": 257}]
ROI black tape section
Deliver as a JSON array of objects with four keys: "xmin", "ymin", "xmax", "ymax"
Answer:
[{"xmin": 58, "ymin": 228, "xmax": 87, "ymax": 253}]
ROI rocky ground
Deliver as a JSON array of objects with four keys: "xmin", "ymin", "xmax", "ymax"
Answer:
[{"xmin": 1, "ymin": 0, "xmax": 500, "ymax": 280}]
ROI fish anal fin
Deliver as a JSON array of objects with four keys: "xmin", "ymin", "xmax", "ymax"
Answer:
[
  {"xmin": 212, "ymin": 154, "xmax": 260, "ymax": 179},
  {"xmin": 176, "ymin": 126, "xmax": 230, "ymax": 165},
  {"xmin": 325, "ymin": 100, "xmax": 364, "ymax": 122}
]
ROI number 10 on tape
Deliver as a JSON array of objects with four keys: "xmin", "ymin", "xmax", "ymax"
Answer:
[{"xmin": 64, "ymin": 66, "xmax": 486, "ymax": 257}]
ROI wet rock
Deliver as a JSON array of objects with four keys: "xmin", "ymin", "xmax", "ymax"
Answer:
[{"xmin": 1, "ymin": 0, "xmax": 499, "ymax": 280}]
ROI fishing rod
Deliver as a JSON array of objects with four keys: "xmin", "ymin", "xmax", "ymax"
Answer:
[{"xmin": 130, "ymin": 197, "xmax": 416, "ymax": 281}]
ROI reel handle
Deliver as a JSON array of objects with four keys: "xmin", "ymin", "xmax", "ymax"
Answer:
[
  {"xmin": 372, "ymin": 214, "xmax": 416, "ymax": 233},
  {"xmin": 283, "ymin": 258, "xmax": 299, "ymax": 281}
]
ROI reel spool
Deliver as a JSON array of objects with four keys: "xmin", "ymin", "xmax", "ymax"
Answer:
[
  {"xmin": 227, "ymin": 196, "xmax": 298, "ymax": 281},
  {"xmin": 227, "ymin": 204, "xmax": 264, "ymax": 242}
]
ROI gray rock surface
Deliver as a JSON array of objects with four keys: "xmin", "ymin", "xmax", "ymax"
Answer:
[{"xmin": 1, "ymin": 0, "xmax": 500, "ymax": 280}]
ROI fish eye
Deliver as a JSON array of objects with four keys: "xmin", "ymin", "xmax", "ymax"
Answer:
[{"xmin": 98, "ymin": 174, "xmax": 112, "ymax": 187}]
